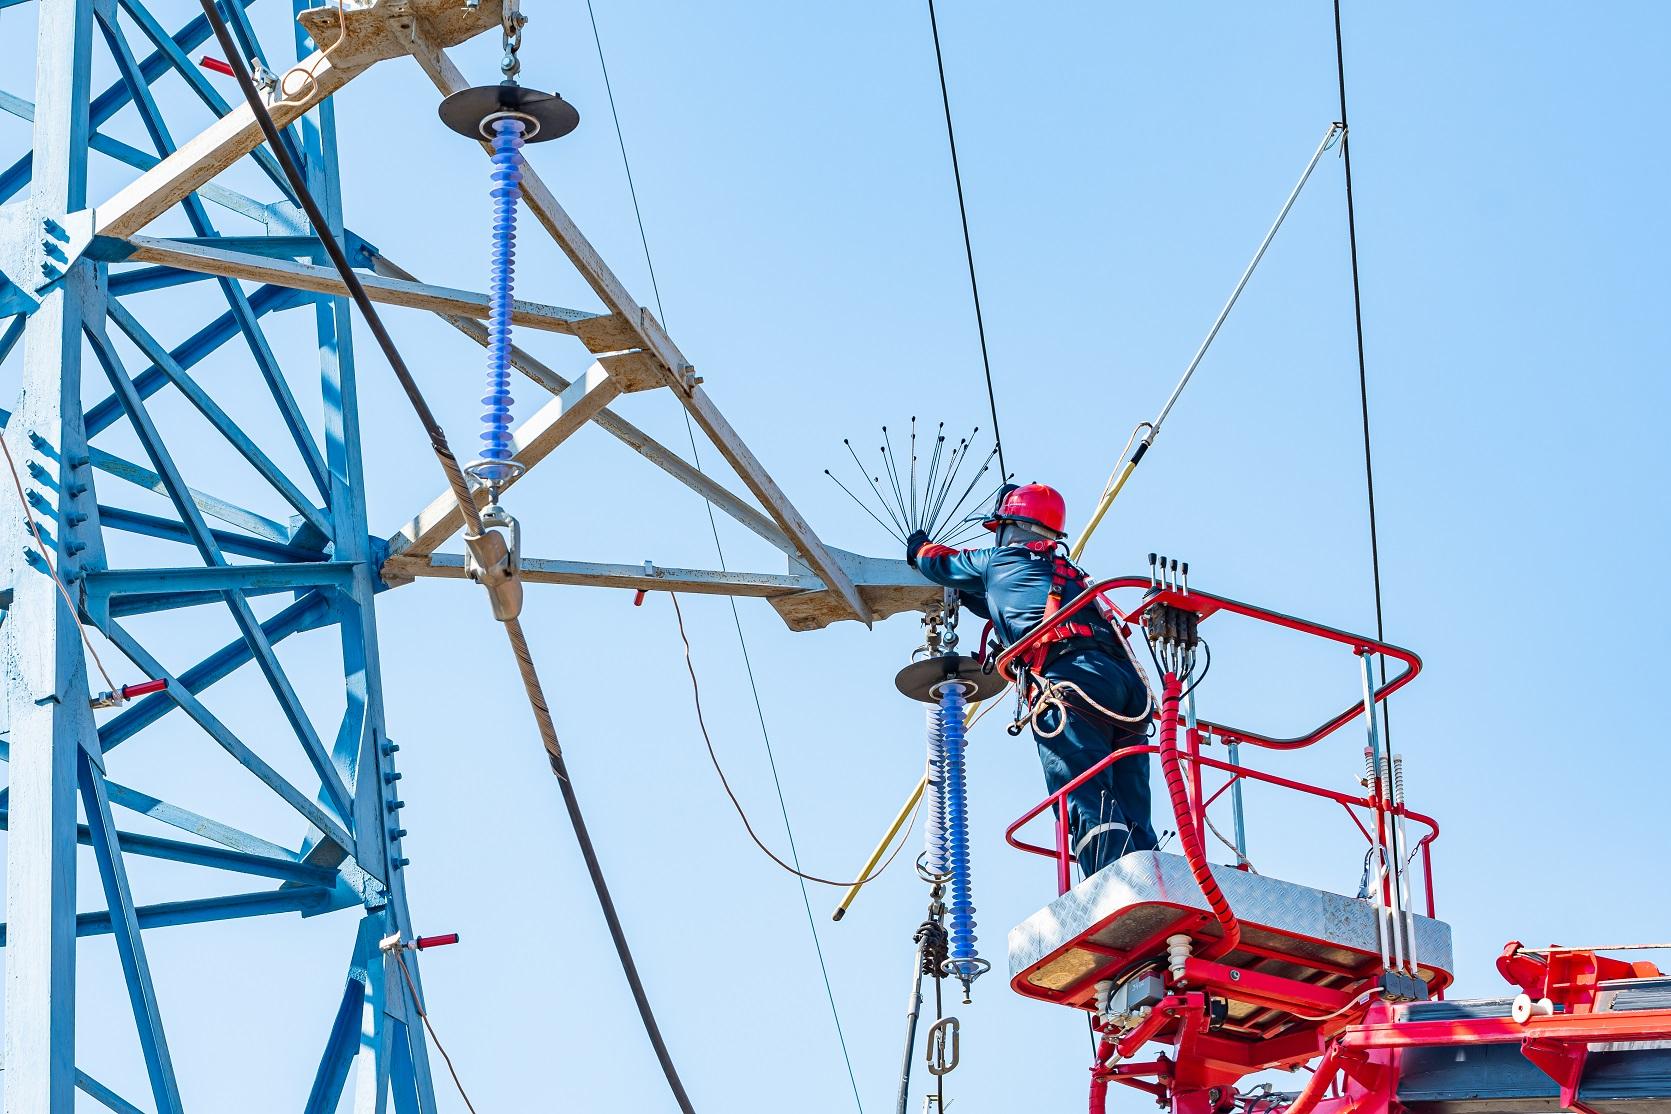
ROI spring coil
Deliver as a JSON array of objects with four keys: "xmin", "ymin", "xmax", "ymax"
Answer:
[
  {"xmin": 923, "ymin": 705, "xmax": 948, "ymax": 879},
  {"xmin": 938, "ymin": 682, "xmax": 979, "ymax": 983},
  {"xmin": 477, "ymin": 115, "xmax": 527, "ymax": 486}
]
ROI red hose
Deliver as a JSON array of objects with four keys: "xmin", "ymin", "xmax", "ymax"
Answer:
[
  {"xmin": 1089, "ymin": 1038, "xmax": 1114, "ymax": 1114},
  {"xmin": 1158, "ymin": 671, "xmax": 1240, "ymax": 959}
]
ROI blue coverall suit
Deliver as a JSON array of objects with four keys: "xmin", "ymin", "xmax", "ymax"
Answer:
[{"xmin": 915, "ymin": 542, "xmax": 1157, "ymax": 877}]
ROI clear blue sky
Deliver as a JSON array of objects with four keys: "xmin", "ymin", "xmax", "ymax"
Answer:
[{"xmin": 3, "ymin": 2, "xmax": 1669, "ymax": 1111}]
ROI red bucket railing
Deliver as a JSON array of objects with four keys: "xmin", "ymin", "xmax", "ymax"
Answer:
[{"xmin": 998, "ymin": 578, "xmax": 1438, "ymax": 906}]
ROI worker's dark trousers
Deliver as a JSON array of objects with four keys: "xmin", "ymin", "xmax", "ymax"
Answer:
[{"xmin": 1033, "ymin": 651, "xmax": 1157, "ymax": 879}]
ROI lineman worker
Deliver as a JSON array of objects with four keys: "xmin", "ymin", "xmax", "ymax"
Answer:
[{"xmin": 907, "ymin": 483, "xmax": 1156, "ymax": 877}]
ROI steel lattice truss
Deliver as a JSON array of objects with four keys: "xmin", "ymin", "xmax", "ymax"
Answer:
[{"xmin": 0, "ymin": 0, "xmax": 930, "ymax": 1108}]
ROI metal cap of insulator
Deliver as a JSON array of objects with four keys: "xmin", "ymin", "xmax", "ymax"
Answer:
[
  {"xmin": 894, "ymin": 654, "xmax": 1007, "ymax": 704},
  {"xmin": 439, "ymin": 82, "xmax": 579, "ymax": 143}
]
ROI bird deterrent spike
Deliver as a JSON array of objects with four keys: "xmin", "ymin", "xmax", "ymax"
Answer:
[
  {"xmin": 845, "ymin": 438, "xmax": 906, "ymax": 534},
  {"xmin": 936, "ymin": 449, "xmax": 999, "ymax": 537},
  {"xmin": 879, "ymin": 439, "xmax": 909, "ymax": 532},
  {"xmin": 909, "ymin": 417, "xmax": 918, "ymax": 532},
  {"xmin": 826, "ymin": 469, "xmax": 905, "ymax": 543},
  {"xmin": 921, "ymin": 433, "xmax": 947, "ymax": 529}
]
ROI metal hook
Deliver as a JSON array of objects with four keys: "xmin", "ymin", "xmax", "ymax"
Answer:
[{"xmin": 926, "ymin": 1016, "xmax": 960, "ymax": 1076}]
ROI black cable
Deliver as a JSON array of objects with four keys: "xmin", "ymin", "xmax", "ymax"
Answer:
[
  {"xmin": 582, "ymin": 7, "xmax": 867, "ymax": 1107},
  {"xmin": 195, "ymin": 0, "xmax": 481, "ymax": 535},
  {"xmin": 1332, "ymin": 1, "xmax": 1391, "ymax": 735},
  {"xmin": 198, "ymin": 7, "xmax": 695, "ymax": 1108},
  {"xmin": 926, "ymin": 0, "xmax": 1006, "ymax": 480}
]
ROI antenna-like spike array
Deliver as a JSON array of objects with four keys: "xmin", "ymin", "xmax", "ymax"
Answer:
[{"xmin": 830, "ymin": 421, "xmax": 1004, "ymax": 551}]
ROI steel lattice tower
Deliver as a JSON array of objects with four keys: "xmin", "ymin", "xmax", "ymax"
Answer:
[{"xmin": 0, "ymin": 0, "xmax": 935, "ymax": 1108}]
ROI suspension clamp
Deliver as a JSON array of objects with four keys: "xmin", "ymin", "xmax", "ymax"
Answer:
[{"xmin": 464, "ymin": 503, "xmax": 523, "ymax": 622}]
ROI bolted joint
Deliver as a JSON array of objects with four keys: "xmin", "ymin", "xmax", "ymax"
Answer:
[{"xmin": 385, "ymin": 798, "xmax": 405, "ymax": 812}]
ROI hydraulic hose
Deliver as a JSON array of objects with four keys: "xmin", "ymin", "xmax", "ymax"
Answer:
[{"xmin": 1158, "ymin": 671, "xmax": 1240, "ymax": 960}]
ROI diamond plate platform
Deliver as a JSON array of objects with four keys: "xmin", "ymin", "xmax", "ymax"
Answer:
[{"xmin": 1008, "ymin": 851, "xmax": 1453, "ymax": 1012}]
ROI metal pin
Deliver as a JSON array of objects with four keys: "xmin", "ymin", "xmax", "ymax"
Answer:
[
  {"xmin": 1169, "ymin": 558, "xmax": 1179, "ymax": 593},
  {"xmin": 1181, "ymin": 561, "xmax": 1190, "ymax": 595},
  {"xmin": 1148, "ymin": 552, "xmax": 1158, "ymax": 590}
]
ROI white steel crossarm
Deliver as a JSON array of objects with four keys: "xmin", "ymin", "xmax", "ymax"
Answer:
[
  {"xmin": 92, "ymin": 46, "xmax": 357, "ymax": 239},
  {"xmin": 403, "ymin": 36, "xmax": 872, "ymax": 625},
  {"xmin": 385, "ymin": 356, "xmax": 655, "ymax": 560},
  {"xmin": 368, "ymin": 253, "xmax": 798, "ymax": 557},
  {"xmin": 112, "ymin": 234, "xmax": 631, "ymax": 345}
]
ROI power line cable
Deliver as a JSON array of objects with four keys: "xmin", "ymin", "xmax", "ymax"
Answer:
[
  {"xmin": 197, "ymin": 6, "xmax": 696, "ymax": 1109},
  {"xmin": 582, "ymin": 5, "xmax": 866, "ymax": 1108},
  {"xmin": 1331, "ymin": 1, "xmax": 1391, "ymax": 731},
  {"xmin": 926, "ymin": 0, "xmax": 1006, "ymax": 481}
]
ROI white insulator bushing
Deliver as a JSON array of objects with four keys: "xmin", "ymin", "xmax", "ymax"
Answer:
[
  {"xmin": 1094, "ymin": 978, "xmax": 1115, "ymax": 1022},
  {"xmin": 1167, "ymin": 933, "xmax": 1194, "ymax": 981},
  {"xmin": 1362, "ymin": 747, "xmax": 1375, "ymax": 789},
  {"xmin": 1512, "ymin": 993, "xmax": 1534, "ymax": 1024},
  {"xmin": 1392, "ymin": 754, "xmax": 1407, "ymax": 805}
]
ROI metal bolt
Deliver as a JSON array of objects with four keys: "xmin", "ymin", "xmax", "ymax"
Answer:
[
  {"xmin": 381, "ymin": 740, "xmax": 400, "ymax": 755},
  {"xmin": 383, "ymin": 771, "xmax": 402, "ymax": 784},
  {"xmin": 67, "ymin": 483, "xmax": 86, "ymax": 497},
  {"xmin": 1229, "ymin": 970, "xmax": 1240, "ymax": 981},
  {"xmin": 393, "ymin": 857, "xmax": 411, "ymax": 869},
  {"xmin": 27, "ymin": 432, "xmax": 46, "ymax": 449},
  {"xmin": 388, "ymin": 827, "xmax": 407, "ymax": 840},
  {"xmin": 66, "ymin": 541, "xmax": 85, "ymax": 555},
  {"xmin": 385, "ymin": 798, "xmax": 405, "ymax": 812}
]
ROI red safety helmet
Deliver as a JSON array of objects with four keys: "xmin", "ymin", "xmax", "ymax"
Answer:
[{"xmin": 983, "ymin": 482, "xmax": 1067, "ymax": 538}]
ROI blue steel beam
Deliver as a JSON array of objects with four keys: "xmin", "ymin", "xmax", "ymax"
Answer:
[
  {"xmin": 85, "ymin": 322, "xmax": 354, "ymax": 820},
  {"xmin": 101, "ymin": 620, "xmax": 354, "ymax": 854},
  {"xmin": 0, "ymin": 807, "xmax": 338, "ymax": 885},
  {"xmin": 0, "ymin": 886, "xmax": 352, "ymax": 945},
  {"xmin": 0, "ymin": 88, "xmax": 288, "ymax": 229},
  {"xmin": 96, "ymin": 12, "xmax": 332, "ymax": 503},
  {"xmin": 74, "ymin": 1072, "xmax": 147, "ymax": 1114},
  {"xmin": 101, "ymin": 777, "xmax": 306, "ymax": 859},
  {"xmin": 77, "ymin": 751, "xmax": 185, "ymax": 1114},
  {"xmin": 95, "ymin": 588, "xmax": 333, "ymax": 751},
  {"xmin": 97, "ymin": 505, "xmax": 324, "ymax": 562},
  {"xmin": 1, "ymin": 0, "xmax": 99, "ymax": 1106},
  {"xmin": 105, "ymin": 300, "xmax": 332, "ymax": 537},
  {"xmin": 113, "ymin": 0, "xmax": 296, "ymax": 201},
  {"xmin": 84, "ymin": 282, "xmax": 313, "ymax": 436},
  {"xmin": 0, "ymin": 0, "xmax": 262, "ymax": 202}
]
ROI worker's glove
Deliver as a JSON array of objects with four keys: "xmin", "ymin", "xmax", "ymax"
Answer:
[{"xmin": 905, "ymin": 528, "xmax": 931, "ymax": 568}]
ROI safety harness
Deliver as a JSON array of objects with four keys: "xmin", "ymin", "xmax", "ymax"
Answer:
[
  {"xmin": 991, "ymin": 541, "xmax": 1156, "ymax": 737},
  {"xmin": 1014, "ymin": 539, "xmax": 1102, "ymax": 674}
]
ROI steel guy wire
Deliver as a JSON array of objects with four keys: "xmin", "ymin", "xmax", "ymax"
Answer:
[
  {"xmin": 926, "ymin": 0, "xmax": 1007, "ymax": 480},
  {"xmin": 584, "ymin": 5, "xmax": 865, "ymax": 1106},
  {"xmin": 1334, "ymin": 0, "xmax": 1392, "ymax": 740}
]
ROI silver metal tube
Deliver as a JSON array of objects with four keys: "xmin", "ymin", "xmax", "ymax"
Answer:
[
  {"xmin": 1151, "ymin": 121, "xmax": 1345, "ymax": 435},
  {"xmin": 1394, "ymin": 754, "xmax": 1420, "ymax": 976},
  {"xmin": 1228, "ymin": 740, "xmax": 1249, "ymax": 868},
  {"xmin": 896, "ymin": 936, "xmax": 929, "ymax": 1114},
  {"xmin": 1358, "ymin": 652, "xmax": 1394, "ymax": 971}
]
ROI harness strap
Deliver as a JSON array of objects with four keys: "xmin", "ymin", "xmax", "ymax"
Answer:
[{"xmin": 1020, "ymin": 540, "xmax": 1097, "ymax": 673}]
